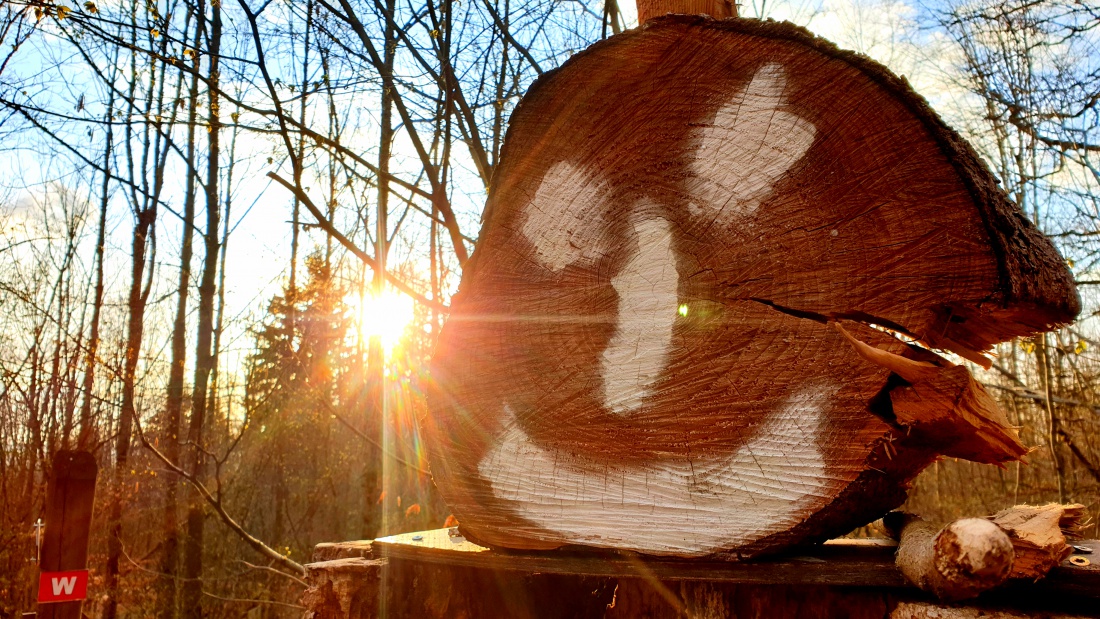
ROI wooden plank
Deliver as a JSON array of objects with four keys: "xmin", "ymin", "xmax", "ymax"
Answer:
[
  {"xmin": 310, "ymin": 540, "xmax": 373, "ymax": 562},
  {"xmin": 371, "ymin": 529, "xmax": 1100, "ymax": 596},
  {"xmin": 37, "ymin": 450, "xmax": 98, "ymax": 619},
  {"xmin": 373, "ymin": 529, "xmax": 906, "ymax": 587}
]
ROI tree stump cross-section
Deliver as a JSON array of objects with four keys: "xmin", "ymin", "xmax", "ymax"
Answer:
[{"xmin": 425, "ymin": 16, "xmax": 1078, "ymax": 558}]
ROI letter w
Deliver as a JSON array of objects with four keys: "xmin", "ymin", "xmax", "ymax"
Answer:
[{"xmin": 51, "ymin": 576, "xmax": 77, "ymax": 596}]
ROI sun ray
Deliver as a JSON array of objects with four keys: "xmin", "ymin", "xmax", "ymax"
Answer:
[{"xmin": 349, "ymin": 289, "xmax": 415, "ymax": 355}]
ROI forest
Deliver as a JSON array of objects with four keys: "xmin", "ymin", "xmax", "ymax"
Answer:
[{"xmin": 0, "ymin": 0, "xmax": 1098, "ymax": 616}]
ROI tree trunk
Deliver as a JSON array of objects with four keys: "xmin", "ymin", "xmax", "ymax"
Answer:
[
  {"xmin": 425, "ymin": 17, "xmax": 1079, "ymax": 558},
  {"xmin": 105, "ymin": 207, "xmax": 155, "ymax": 619},
  {"xmin": 159, "ymin": 17, "xmax": 203, "ymax": 616},
  {"xmin": 76, "ymin": 109, "xmax": 111, "ymax": 450},
  {"xmin": 181, "ymin": 4, "xmax": 220, "ymax": 615}
]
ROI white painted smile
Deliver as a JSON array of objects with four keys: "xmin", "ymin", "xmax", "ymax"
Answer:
[
  {"xmin": 601, "ymin": 212, "xmax": 680, "ymax": 416},
  {"xmin": 480, "ymin": 386, "xmax": 836, "ymax": 555}
]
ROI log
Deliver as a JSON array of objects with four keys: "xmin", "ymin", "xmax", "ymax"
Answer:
[
  {"xmin": 636, "ymin": 0, "xmax": 736, "ymax": 22},
  {"xmin": 424, "ymin": 14, "xmax": 1079, "ymax": 558},
  {"xmin": 891, "ymin": 514, "xmax": 1014, "ymax": 601},
  {"xmin": 887, "ymin": 505, "xmax": 1087, "ymax": 600}
]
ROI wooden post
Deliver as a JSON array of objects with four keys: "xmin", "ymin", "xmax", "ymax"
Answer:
[
  {"xmin": 636, "ymin": 0, "xmax": 736, "ymax": 22},
  {"xmin": 37, "ymin": 450, "xmax": 98, "ymax": 619}
]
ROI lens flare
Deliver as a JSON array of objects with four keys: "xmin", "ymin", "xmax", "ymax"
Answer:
[{"xmin": 350, "ymin": 289, "xmax": 415, "ymax": 354}]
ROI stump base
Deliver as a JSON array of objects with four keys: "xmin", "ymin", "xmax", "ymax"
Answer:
[{"xmin": 301, "ymin": 529, "xmax": 1100, "ymax": 618}]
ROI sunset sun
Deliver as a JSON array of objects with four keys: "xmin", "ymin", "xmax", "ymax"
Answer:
[{"xmin": 349, "ymin": 289, "xmax": 415, "ymax": 353}]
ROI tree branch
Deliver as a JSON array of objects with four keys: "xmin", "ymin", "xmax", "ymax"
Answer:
[
  {"xmin": 268, "ymin": 171, "xmax": 448, "ymax": 312},
  {"xmin": 133, "ymin": 416, "xmax": 308, "ymax": 577}
]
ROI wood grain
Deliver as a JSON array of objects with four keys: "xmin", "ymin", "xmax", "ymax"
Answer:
[{"xmin": 425, "ymin": 17, "xmax": 1078, "ymax": 557}]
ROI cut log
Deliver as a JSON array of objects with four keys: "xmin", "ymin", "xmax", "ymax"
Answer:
[
  {"xmin": 424, "ymin": 15, "xmax": 1078, "ymax": 558},
  {"xmin": 887, "ymin": 505, "xmax": 1087, "ymax": 600},
  {"xmin": 890, "ymin": 513, "xmax": 1015, "ymax": 601}
]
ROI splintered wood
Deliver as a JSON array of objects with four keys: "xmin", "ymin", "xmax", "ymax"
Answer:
[
  {"xmin": 424, "ymin": 17, "xmax": 1079, "ymax": 558},
  {"xmin": 991, "ymin": 504, "xmax": 1086, "ymax": 580}
]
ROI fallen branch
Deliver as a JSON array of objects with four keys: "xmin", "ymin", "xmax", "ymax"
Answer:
[
  {"xmin": 133, "ymin": 417, "xmax": 308, "ymax": 577},
  {"xmin": 887, "ymin": 513, "xmax": 1014, "ymax": 601}
]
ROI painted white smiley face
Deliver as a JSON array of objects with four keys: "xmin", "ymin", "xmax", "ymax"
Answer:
[{"xmin": 478, "ymin": 64, "xmax": 828, "ymax": 555}]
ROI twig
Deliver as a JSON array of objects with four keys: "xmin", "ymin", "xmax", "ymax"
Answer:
[
  {"xmin": 324, "ymin": 401, "xmax": 431, "ymax": 476},
  {"xmin": 202, "ymin": 590, "xmax": 306, "ymax": 610},
  {"xmin": 132, "ymin": 417, "xmax": 307, "ymax": 576},
  {"xmin": 236, "ymin": 560, "xmax": 309, "ymax": 587},
  {"xmin": 268, "ymin": 171, "xmax": 447, "ymax": 312},
  {"xmin": 981, "ymin": 381, "xmax": 1100, "ymax": 413}
]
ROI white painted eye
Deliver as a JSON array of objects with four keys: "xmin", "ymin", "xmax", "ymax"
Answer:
[
  {"xmin": 686, "ymin": 63, "xmax": 816, "ymax": 224},
  {"xmin": 522, "ymin": 161, "xmax": 608, "ymax": 271}
]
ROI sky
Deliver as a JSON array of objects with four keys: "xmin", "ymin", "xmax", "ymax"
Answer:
[{"xmin": 4, "ymin": 0, "xmax": 1092, "ymax": 385}]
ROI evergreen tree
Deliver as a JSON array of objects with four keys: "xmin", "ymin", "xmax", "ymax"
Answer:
[{"xmin": 242, "ymin": 252, "xmax": 363, "ymax": 556}]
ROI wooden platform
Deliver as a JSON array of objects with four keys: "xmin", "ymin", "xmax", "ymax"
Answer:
[{"xmin": 300, "ymin": 529, "xmax": 1100, "ymax": 618}]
